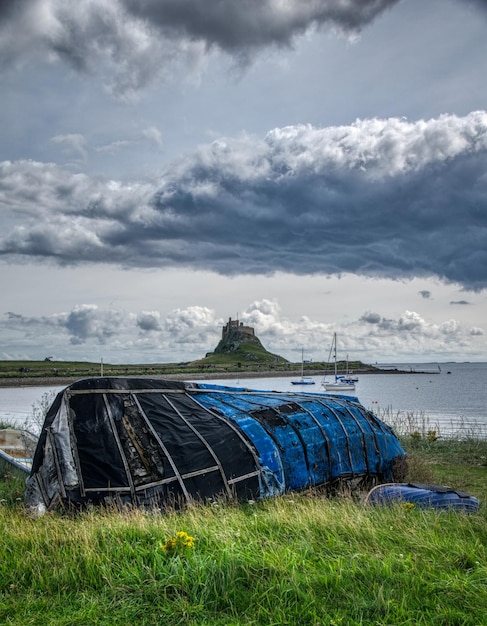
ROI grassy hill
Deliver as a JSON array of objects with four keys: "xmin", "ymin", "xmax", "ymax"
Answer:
[{"xmin": 191, "ymin": 341, "xmax": 288, "ymax": 368}]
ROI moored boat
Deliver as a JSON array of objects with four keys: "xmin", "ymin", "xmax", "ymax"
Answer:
[
  {"xmin": 342, "ymin": 355, "xmax": 359, "ymax": 383},
  {"xmin": 322, "ymin": 334, "xmax": 356, "ymax": 391},
  {"xmin": 291, "ymin": 377, "xmax": 316, "ymax": 385},
  {"xmin": 322, "ymin": 378, "xmax": 356, "ymax": 391},
  {"xmin": 291, "ymin": 348, "xmax": 316, "ymax": 385}
]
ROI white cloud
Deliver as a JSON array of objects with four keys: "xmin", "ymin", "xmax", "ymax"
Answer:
[{"xmin": 0, "ymin": 298, "xmax": 484, "ymax": 363}]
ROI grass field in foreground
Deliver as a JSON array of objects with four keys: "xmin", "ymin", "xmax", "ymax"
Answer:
[{"xmin": 0, "ymin": 436, "xmax": 486, "ymax": 625}]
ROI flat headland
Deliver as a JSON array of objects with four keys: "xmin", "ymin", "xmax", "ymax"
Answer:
[{"xmin": 0, "ymin": 362, "xmax": 434, "ymax": 389}]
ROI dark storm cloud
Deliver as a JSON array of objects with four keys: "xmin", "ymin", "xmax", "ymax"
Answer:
[
  {"xmin": 1, "ymin": 112, "xmax": 487, "ymax": 289},
  {"xmin": 123, "ymin": 0, "xmax": 400, "ymax": 50},
  {"xmin": 0, "ymin": 0, "xmax": 399, "ymax": 96}
]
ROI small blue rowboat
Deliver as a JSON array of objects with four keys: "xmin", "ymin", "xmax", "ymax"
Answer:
[{"xmin": 365, "ymin": 482, "xmax": 480, "ymax": 513}]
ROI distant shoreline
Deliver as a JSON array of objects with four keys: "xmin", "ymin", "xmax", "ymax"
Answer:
[
  {"xmin": 0, "ymin": 367, "xmax": 435, "ymax": 389},
  {"xmin": 0, "ymin": 372, "xmax": 303, "ymax": 389}
]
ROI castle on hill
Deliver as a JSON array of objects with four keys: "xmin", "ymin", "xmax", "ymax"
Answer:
[
  {"xmin": 204, "ymin": 315, "xmax": 287, "ymax": 363},
  {"xmin": 221, "ymin": 317, "xmax": 255, "ymax": 339},
  {"xmin": 210, "ymin": 316, "xmax": 263, "ymax": 357}
]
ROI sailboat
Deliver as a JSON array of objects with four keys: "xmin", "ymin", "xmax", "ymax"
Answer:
[
  {"xmin": 322, "ymin": 333, "xmax": 356, "ymax": 392},
  {"xmin": 341, "ymin": 354, "xmax": 359, "ymax": 383},
  {"xmin": 291, "ymin": 348, "xmax": 316, "ymax": 385}
]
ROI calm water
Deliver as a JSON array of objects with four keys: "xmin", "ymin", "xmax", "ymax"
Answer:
[
  {"xmin": 0, "ymin": 385, "xmax": 65, "ymax": 432},
  {"xmin": 1, "ymin": 362, "xmax": 486, "ymax": 438}
]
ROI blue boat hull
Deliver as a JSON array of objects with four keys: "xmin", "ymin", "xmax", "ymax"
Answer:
[{"xmin": 365, "ymin": 482, "xmax": 479, "ymax": 513}]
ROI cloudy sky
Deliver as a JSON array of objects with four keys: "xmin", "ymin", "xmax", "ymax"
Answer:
[{"xmin": 1, "ymin": 0, "xmax": 487, "ymax": 365}]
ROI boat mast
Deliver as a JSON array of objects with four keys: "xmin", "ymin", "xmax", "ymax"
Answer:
[{"xmin": 333, "ymin": 333, "xmax": 337, "ymax": 381}]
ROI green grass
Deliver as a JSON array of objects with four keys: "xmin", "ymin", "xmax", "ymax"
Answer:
[
  {"xmin": 0, "ymin": 360, "xmax": 198, "ymax": 380},
  {"xmin": 192, "ymin": 341, "xmax": 288, "ymax": 366},
  {"xmin": 0, "ymin": 437, "xmax": 486, "ymax": 625},
  {"xmin": 0, "ymin": 358, "xmax": 371, "ymax": 381}
]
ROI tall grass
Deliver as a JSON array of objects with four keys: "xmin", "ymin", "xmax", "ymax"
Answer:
[
  {"xmin": 375, "ymin": 405, "xmax": 487, "ymax": 442},
  {"xmin": 377, "ymin": 406, "xmax": 440, "ymax": 440},
  {"xmin": 1, "ymin": 439, "xmax": 486, "ymax": 626},
  {"xmin": 1, "ymin": 398, "xmax": 486, "ymax": 625}
]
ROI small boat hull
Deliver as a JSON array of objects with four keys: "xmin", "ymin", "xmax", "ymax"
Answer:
[
  {"xmin": 0, "ymin": 429, "xmax": 37, "ymax": 475},
  {"xmin": 341, "ymin": 375, "xmax": 358, "ymax": 383},
  {"xmin": 365, "ymin": 482, "xmax": 479, "ymax": 513},
  {"xmin": 322, "ymin": 381, "xmax": 356, "ymax": 392}
]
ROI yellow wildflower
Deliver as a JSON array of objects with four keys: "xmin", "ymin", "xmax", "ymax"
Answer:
[{"xmin": 161, "ymin": 531, "xmax": 196, "ymax": 554}]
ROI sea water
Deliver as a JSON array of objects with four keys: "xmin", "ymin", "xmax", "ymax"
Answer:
[
  {"xmin": 0, "ymin": 385, "xmax": 64, "ymax": 432},
  {"xmin": 0, "ymin": 362, "xmax": 486, "ymax": 438}
]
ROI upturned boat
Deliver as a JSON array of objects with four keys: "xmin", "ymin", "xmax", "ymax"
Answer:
[
  {"xmin": 364, "ymin": 482, "xmax": 479, "ymax": 512},
  {"xmin": 25, "ymin": 377, "xmax": 407, "ymax": 514}
]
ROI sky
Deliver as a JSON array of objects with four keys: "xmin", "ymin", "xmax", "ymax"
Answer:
[{"xmin": 1, "ymin": 0, "xmax": 487, "ymax": 365}]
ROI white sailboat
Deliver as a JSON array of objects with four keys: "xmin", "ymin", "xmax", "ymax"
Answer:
[
  {"xmin": 341, "ymin": 354, "xmax": 359, "ymax": 383},
  {"xmin": 291, "ymin": 348, "xmax": 316, "ymax": 385},
  {"xmin": 322, "ymin": 334, "xmax": 356, "ymax": 392}
]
